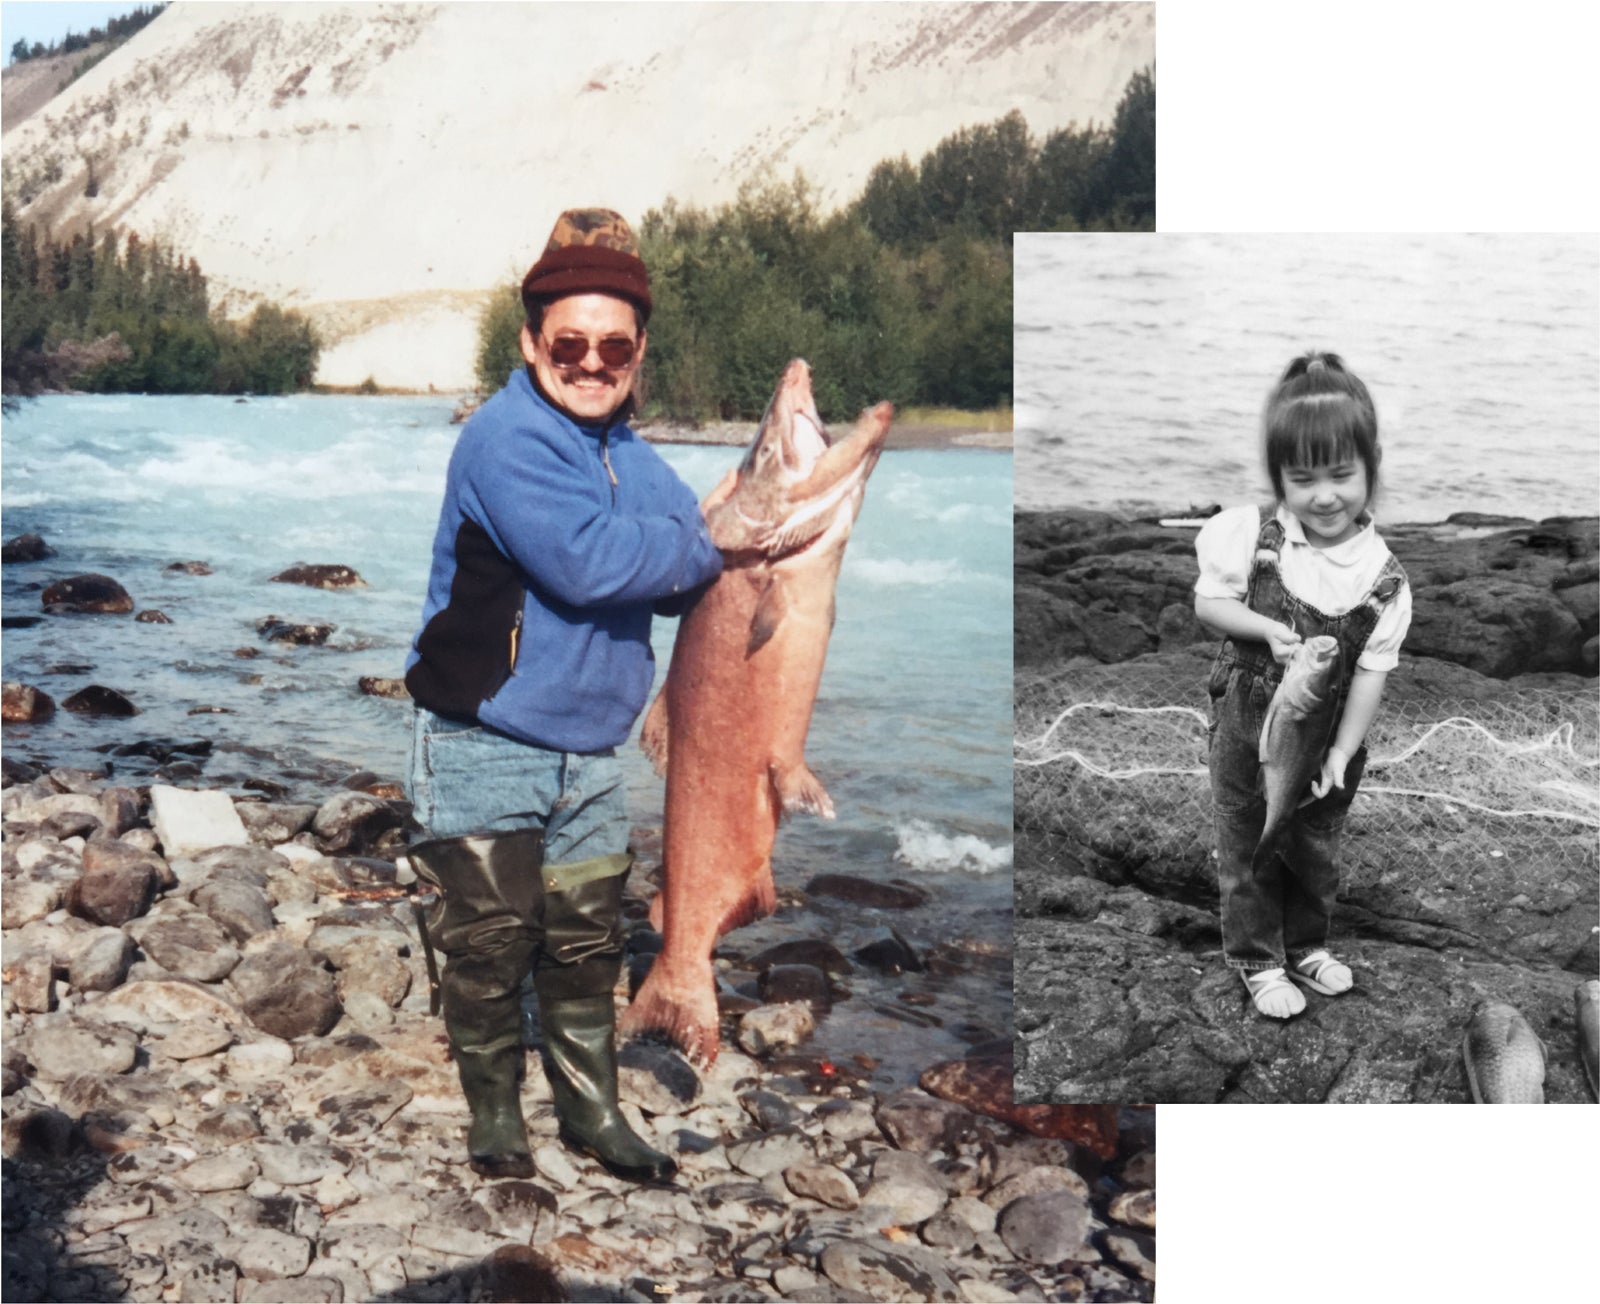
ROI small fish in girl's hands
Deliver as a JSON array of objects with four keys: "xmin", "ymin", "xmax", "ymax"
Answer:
[{"xmin": 1253, "ymin": 634, "xmax": 1342, "ymax": 872}]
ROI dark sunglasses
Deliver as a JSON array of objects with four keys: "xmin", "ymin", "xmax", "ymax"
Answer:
[{"xmin": 544, "ymin": 333, "xmax": 638, "ymax": 368}]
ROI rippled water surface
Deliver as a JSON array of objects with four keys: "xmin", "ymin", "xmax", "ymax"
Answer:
[
  {"xmin": 1015, "ymin": 233, "xmax": 1600, "ymax": 522},
  {"xmin": 2, "ymin": 395, "xmax": 1014, "ymax": 1076}
]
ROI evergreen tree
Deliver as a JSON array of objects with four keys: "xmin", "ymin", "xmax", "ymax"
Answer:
[
  {"xmin": 473, "ymin": 282, "xmax": 525, "ymax": 394},
  {"xmin": 5, "ymin": 212, "xmax": 316, "ymax": 396},
  {"xmin": 1102, "ymin": 65, "xmax": 1155, "ymax": 227}
]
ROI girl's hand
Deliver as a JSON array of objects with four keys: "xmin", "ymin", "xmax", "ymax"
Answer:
[
  {"xmin": 1310, "ymin": 745, "xmax": 1352, "ymax": 799},
  {"xmin": 1265, "ymin": 621, "xmax": 1302, "ymax": 665}
]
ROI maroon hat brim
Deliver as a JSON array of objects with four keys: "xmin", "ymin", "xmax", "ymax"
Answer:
[{"xmin": 521, "ymin": 245, "xmax": 652, "ymax": 321}]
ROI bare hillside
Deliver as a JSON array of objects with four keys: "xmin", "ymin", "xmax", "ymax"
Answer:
[
  {"xmin": 2, "ymin": 1, "xmax": 1155, "ymax": 388},
  {"xmin": 2, "ymin": 50, "xmax": 96, "ymax": 130}
]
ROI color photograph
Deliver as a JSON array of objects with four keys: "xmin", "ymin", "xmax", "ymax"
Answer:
[{"xmin": 1, "ymin": 4, "xmax": 1155, "ymax": 1300}]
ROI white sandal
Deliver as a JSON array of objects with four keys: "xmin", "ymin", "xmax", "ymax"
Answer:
[
  {"xmin": 1291, "ymin": 950, "xmax": 1353, "ymax": 996},
  {"xmin": 1242, "ymin": 967, "xmax": 1306, "ymax": 1019}
]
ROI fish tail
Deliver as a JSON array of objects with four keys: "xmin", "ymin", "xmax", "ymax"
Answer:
[{"xmin": 618, "ymin": 967, "xmax": 721, "ymax": 1065}]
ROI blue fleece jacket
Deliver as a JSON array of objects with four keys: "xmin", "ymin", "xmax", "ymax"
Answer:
[{"xmin": 405, "ymin": 368, "xmax": 722, "ymax": 751}]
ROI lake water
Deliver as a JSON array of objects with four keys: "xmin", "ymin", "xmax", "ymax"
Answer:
[
  {"xmin": 1, "ymin": 394, "xmax": 1014, "ymax": 1078},
  {"xmin": 1015, "ymin": 233, "xmax": 1600, "ymax": 523}
]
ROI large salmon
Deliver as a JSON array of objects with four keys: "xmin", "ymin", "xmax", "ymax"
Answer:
[
  {"xmin": 1461, "ymin": 1000, "xmax": 1547, "ymax": 1103},
  {"xmin": 619, "ymin": 359, "xmax": 892, "ymax": 1063},
  {"xmin": 1253, "ymin": 634, "xmax": 1343, "ymax": 871}
]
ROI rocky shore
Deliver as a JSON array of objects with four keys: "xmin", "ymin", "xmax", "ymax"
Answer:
[
  {"xmin": 1014, "ymin": 508, "xmax": 1599, "ymax": 1105},
  {"xmin": 1, "ymin": 755, "xmax": 1153, "ymax": 1303}
]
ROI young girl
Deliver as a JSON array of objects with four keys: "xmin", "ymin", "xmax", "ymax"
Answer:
[{"xmin": 1193, "ymin": 352, "xmax": 1412, "ymax": 1019}]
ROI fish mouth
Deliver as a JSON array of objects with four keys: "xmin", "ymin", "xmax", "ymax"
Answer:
[
  {"xmin": 1303, "ymin": 635, "xmax": 1339, "ymax": 663},
  {"xmin": 755, "ymin": 359, "xmax": 830, "ymax": 476},
  {"xmin": 716, "ymin": 360, "xmax": 892, "ymax": 558},
  {"xmin": 786, "ymin": 396, "xmax": 830, "ymax": 473}
]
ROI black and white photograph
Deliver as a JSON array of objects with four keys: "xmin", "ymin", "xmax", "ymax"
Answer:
[{"xmin": 1013, "ymin": 232, "xmax": 1600, "ymax": 1106}]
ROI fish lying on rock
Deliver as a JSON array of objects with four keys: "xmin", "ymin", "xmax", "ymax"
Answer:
[
  {"xmin": 620, "ymin": 359, "xmax": 892, "ymax": 1064},
  {"xmin": 1576, "ymin": 980, "xmax": 1599, "ymax": 1101},
  {"xmin": 1461, "ymin": 1001, "xmax": 1546, "ymax": 1103},
  {"xmin": 1254, "ymin": 634, "xmax": 1342, "ymax": 870}
]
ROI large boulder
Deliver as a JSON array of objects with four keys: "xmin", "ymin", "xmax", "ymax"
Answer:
[
  {"xmin": 2, "ymin": 682, "xmax": 56, "ymax": 723},
  {"xmin": 61, "ymin": 686, "xmax": 139, "ymax": 717},
  {"xmin": 66, "ymin": 860, "xmax": 158, "ymax": 928},
  {"xmin": 311, "ymin": 791, "xmax": 403, "ymax": 854},
  {"xmin": 269, "ymin": 564, "xmax": 367, "ymax": 589},
  {"xmin": 1403, "ymin": 577, "xmax": 1584, "ymax": 677},
  {"xmin": 229, "ymin": 945, "xmax": 342, "ymax": 1040},
  {"xmin": 40, "ymin": 573, "xmax": 133, "ymax": 614},
  {"xmin": 149, "ymin": 785, "xmax": 249, "ymax": 857},
  {"xmin": 2, "ymin": 533, "xmax": 54, "ymax": 563}
]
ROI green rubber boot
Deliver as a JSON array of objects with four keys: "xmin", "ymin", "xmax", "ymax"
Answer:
[
  {"xmin": 406, "ymin": 829, "xmax": 544, "ymax": 1180},
  {"xmin": 535, "ymin": 854, "xmax": 678, "ymax": 1185}
]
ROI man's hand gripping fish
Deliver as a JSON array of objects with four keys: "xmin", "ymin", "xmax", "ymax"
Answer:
[{"xmin": 619, "ymin": 359, "xmax": 892, "ymax": 1064}]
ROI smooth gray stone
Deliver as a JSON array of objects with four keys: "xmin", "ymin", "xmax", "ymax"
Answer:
[{"xmin": 996, "ymin": 1189, "xmax": 1091, "ymax": 1265}]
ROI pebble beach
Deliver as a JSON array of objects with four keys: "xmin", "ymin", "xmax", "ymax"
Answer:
[{"xmin": 1, "ymin": 754, "xmax": 1154, "ymax": 1303}]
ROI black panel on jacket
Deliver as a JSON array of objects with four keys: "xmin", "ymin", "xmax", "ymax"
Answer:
[{"xmin": 406, "ymin": 519, "xmax": 524, "ymax": 721}]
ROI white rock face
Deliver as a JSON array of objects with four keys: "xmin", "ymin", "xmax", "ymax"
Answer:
[
  {"xmin": 148, "ymin": 784, "xmax": 250, "ymax": 856},
  {"xmin": 1, "ymin": 1, "xmax": 1154, "ymax": 388}
]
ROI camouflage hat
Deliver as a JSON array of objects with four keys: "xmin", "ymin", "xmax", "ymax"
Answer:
[{"xmin": 520, "ymin": 208, "xmax": 652, "ymax": 322}]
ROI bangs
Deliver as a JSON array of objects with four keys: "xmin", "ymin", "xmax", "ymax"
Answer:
[{"xmin": 1265, "ymin": 392, "xmax": 1375, "ymax": 488}]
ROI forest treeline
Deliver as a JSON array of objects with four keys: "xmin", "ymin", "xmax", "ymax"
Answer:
[
  {"xmin": 7, "ymin": 4, "xmax": 165, "ymax": 64},
  {"xmin": 1, "ymin": 202, "xmax": 320, "ymax": 399},
  {"xmin": 476, "ymin": 67, "xmax": 1155, "ymax": 422}
]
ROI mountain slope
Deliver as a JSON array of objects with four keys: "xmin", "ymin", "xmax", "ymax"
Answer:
[{"xmin": 2, "ymin": 1, "xmax": 1155, "ymax": 388}]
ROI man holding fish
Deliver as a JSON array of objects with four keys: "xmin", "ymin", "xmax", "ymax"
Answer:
[{"xmin": 401, "ymin": 209, "xmax": 725, "ymax": 1184}]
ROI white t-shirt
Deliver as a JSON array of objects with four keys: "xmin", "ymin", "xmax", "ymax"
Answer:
[{"xmin": 1193, "ymin": 504, "xmax": 1412, "ymax": 673}]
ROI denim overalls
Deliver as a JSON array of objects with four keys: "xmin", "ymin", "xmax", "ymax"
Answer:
[{"xmin": 1206, "ymin": 509, "xmax": 1406, "ymax": 972}]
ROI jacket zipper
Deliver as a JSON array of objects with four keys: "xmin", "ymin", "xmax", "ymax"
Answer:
[
  {"xmin": 600, "ymin": 427, "xmax": 618, "ymax": 499},
  {"xmin": 508, "ymin": 607, "xmax": 523, "ymax": 673}
]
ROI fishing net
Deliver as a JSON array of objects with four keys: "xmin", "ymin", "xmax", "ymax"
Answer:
[{"xmin": 1015, "ymin": 650, "xmax": 1600, "ymax": 897}]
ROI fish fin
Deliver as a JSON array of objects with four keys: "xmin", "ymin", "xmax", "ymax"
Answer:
[
  {"xmin": 771, "ymin": 761, "xmax": 835, "ymax": 821},
  {"xmin": 716, "ymin": 867, "xmax": 777, "ymax": 935},
  {"xmin": 747, "ymin": 578, "xmax": 789, "ymax": 656},
  {"xmin": 639, "ymin": 689, "xmax": 669, "ymax": 776},
  {"xmin": 1258, "ymin": 694, "xmax": 1280, "ymax": 766},
  {"xmin": 767, "ymin": 516, "xmax": 828, "ymax": 557}
]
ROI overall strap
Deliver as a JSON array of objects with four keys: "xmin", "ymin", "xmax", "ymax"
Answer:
[
  {"xmin": 1243, "ymin": 504, "xmax": 1286, "ymax": 610},
  {"xmin": 1252, "ymin": 502, "xmax": 1285, "ymax": 560},
  {"xmin": 1330, "ymin": 555, "xmax": 1408, "ymax": 691}
]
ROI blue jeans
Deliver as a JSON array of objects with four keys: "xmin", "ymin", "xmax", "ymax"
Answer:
[
  {"xmin": 1208, "ymin": 667, "xmax": 1364, "ymax": 972},
  {"xmin": 407, "ymin": 707, "xmax": 629, "ymax": 867}
]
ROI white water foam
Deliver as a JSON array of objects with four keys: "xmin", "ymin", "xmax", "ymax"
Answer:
[
  {"xmin": 850, "ymin": 557, "xmax": 968, "ymax": 587},
  {"xmin": 892, "ymin": 819, "xmax": 1013, "ymax": 875},
  {"xmin": 129, "ymin": 437, "xmax": 451, "ymax": 500}
]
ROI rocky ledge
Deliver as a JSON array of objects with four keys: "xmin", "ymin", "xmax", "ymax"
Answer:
[
  {"xmin": 2, "ymin": 763, "xmax": 1155, "ymax": 1302},
  {"xmin": 1016, "ymin": 510, "xmax": 1598, "ymax": 677},
  {"xmin": 1014, "ymin": 508, "xmax": 1599, "ymax": 1105}
]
